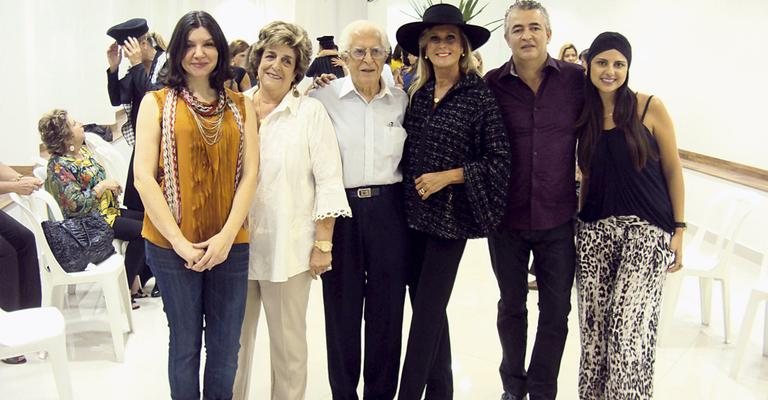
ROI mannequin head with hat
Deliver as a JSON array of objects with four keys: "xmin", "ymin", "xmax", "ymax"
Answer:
[{"xmin": 395, "ymin": 3, "xmax": 489, "ymax": 97}]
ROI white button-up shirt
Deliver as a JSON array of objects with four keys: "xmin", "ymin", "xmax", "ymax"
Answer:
[
  {"xmin": 309, "ymin": 77, "xmax": 409, "ymax": 188},
  {"xmin": 244, "ymin": 88, "xmax": 351, "ymax": 282}
]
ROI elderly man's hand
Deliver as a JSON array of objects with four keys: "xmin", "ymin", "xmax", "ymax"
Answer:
[{"xmin": 313, "ymin": 73, "xmax": 337, "ymax": 88}]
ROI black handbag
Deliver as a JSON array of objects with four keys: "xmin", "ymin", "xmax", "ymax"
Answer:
[{"xmin": 41, "ymin": 212, "xmax": 116, "ymax": 273}]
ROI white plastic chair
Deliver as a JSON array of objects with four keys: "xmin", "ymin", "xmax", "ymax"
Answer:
[
  {"xmin": 9, "ymin": 191, "xmax": 134, "ymax": 362},
  {"xmin": 33, "ymin": 165, "xmax": 47, "ymax": 181},
  {"xmin": 730, "ymin": 237, "xmax": 768, "ymax": 378},
  {"xmin": 0, "ymin": 306, "xmax": 73, "ymax": 400},
  {"xmin": 84, "ymin": 132, "xmax": 129, "ymax": 204},
  {"xmin": 661, "ymin": 190, "xmax": 760, "ymax": 343}
]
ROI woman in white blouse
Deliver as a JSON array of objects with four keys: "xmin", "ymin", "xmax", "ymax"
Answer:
[{"xmin": 233, "ymin": 21, "xmax": 351, "ymax": 400}]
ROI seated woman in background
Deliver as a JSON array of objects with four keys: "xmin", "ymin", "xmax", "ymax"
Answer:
[
  {"xmin": 229, "ymin": 39, "xmax": 252, "ymax": 92},
  {"xmin": 38, "ymin": 109, "xmax": 147, "ymax": 309},
  {"xmin": 0, "ymin": 162, "xmax": 43, "ymax": 364},
  {"xmin": 559, "ymin": 42, "xmax": 579, "ymax": 64}
]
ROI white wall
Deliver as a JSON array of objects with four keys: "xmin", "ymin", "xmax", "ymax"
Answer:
[
  {"xmin": 0, "ymin": 0, "xmax": 364, "ymax": 165},
  {"xmin": 373, "ymin": 0, "xmax": 768, "ymax": 170},
  {"xmin": 4, "ymin": 0, "xmax": 766, "ymax": 168}
]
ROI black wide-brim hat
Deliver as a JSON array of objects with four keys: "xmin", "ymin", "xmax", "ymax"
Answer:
[
  {"xmin": 396, "ymin": 4, "xmax": 490, "ymax": 56},
  {"xmin": 107, "ymin": 18, "xmax": 149, "ymax": 45}
]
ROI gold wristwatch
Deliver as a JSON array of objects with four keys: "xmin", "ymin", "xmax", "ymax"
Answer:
[{"xmin": 313, "ymin": 240, "xmax": 333, "ymax": 253}]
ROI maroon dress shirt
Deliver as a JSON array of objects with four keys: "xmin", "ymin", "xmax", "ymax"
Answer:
[{"xmin": 485, "ymin": 56, "xmax": 585, "ymax": 231}]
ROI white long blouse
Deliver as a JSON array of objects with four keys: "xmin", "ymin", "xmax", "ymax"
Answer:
[{"xmin": 244, "ymin": 88, "xmax": 351, "ymax": 282}]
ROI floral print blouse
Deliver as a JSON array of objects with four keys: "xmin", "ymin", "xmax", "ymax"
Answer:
[{"xmin": 45, "ymin": 147, "xmax": 119, "ymax": 226}]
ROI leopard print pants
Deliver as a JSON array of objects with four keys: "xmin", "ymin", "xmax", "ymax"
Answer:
[{"xmin": 576, "ymin": 215, "xmax": 674, "ymax": 400}]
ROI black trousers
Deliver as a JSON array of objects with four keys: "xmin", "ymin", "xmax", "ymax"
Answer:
[
  {"xmin": 112, "ymin": 208, "xmax": 147, "ymax": 288},
  {"xmin": 322, "ymin": 185, "xmax": 408, "ymax": 400},
  {"xmin": 398, "ymin": 231, "xmax": 466, "ymax": 400},
  {"xmin": 487, "ymin": 220, "xmax": 576, "ymax": 400},
  {"xmin": 122, "ymin": 148, "xmax": 144, "ymax": 212},
  {"xmin": 0, "ymin": 210, "xmax": 41, "ymax": 311}
]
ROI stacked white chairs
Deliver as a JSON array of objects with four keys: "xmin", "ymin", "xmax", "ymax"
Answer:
[
  {"xmin": 84, "ymin": 132, "xmax": 129, "ymax": 204},
  {"xmin": 9, "ymin": 191, "xmax": 134, "ymax": 362},
  {"xmin": 660, "ymin": 190, "xmax": 760, "ymax": 343},
  {"xmin": 730, "ymin": 235, "xmax": 768, "ymax": 377},
  {"xmin": 0, "ymin": 306, "xmax": 73, "ymax": 399}
]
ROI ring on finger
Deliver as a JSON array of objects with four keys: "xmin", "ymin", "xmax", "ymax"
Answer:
[{"xmin": 419, "ymin": 188, "xmax": 426, "ymax": 195}]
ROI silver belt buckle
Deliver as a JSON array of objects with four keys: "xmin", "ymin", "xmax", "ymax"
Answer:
[{"xmin": 357, "ymin": 188, "xmax": 372, "ymax": 198}]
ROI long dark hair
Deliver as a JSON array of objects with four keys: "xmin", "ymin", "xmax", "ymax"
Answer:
[
  {"xmin": 576, "ymin": 61, "xmax": 655, "ymax": 174},
  {"xmin": 160, "ymin": 11, "xmax": 232, "ymax": 90}
]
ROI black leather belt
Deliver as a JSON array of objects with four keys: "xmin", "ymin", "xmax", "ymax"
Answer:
[
  {"xmin": 345, "ymin": 184, "xmax": 400, "ymax": 199},
  {"xmin": 346, "ymin": 187, "xmax": 381, "ymax": 198}
]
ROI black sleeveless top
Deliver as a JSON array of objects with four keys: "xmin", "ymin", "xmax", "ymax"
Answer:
[{"xmin": 578, "ymin": 96, "xmax": 675, "ymax": 232}]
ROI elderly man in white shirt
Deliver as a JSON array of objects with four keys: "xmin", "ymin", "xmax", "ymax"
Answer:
[
  {"xmin": 309, "ymin": 20, "xmax": 412, "ymax": 400},
  {"xmin": 233, "ymin": 21, "xmax": 351, "ymax": 400}
]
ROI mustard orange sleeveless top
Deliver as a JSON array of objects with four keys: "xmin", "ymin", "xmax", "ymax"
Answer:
[{"xmin": 142, "ymin": 87, "xmax": 249, "ymax": 248}]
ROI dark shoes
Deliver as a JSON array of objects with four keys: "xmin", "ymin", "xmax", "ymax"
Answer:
[
  {"xmin": 501, "ymin": 393, "xmax": 528, "ymax": 400},
  {"xmin": 1, "ymin": 355, "xmax": 27, "ymax": 365},
  {"xmin": 528, "ymin": 280, "xmax": 538, "ymax": 291},
  {"xmin": 150, "ymin": 284, "xmax": 160, "ymax": 298}
]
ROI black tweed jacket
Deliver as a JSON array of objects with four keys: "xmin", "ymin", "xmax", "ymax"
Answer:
[{"xmin": 402, "ymin": 73, "xmax": 511, "ymax": 239}]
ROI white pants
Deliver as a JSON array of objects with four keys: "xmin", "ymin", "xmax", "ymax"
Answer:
[{"xmin": 233, "ymin": 271, "xmax": 313, "ymax": 400}]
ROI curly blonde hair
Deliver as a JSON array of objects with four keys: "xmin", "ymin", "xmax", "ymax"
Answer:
[
  {"xmin": 247, "ymin": 21, "xmax": 312, "ymax": 87},
  {"xmin": 38, "ymin": 109, "xmax": 72, "ymax": 156}
]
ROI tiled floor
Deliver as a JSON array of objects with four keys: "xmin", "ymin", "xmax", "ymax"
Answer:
[{"xmin": 1, "ymin": 239, "xmax": 767, "ymax": 399}]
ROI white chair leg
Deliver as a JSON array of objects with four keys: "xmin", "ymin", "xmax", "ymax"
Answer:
[
  {"xmin": 48, "ymin": 334, "xmax": 73, "ymax": 400},
  {"xmin": 763, "ymin": 302, "xmax": 768, "ymax": 357},
  {"xmin": 118, "ymin": 271, "xmax": 134, "ymax": 333},
  {"xmin": 700, "ymin": 277, "xmax": 712, "ymax": 326},
  {"xmin": 659, "ymin": 271, "xmax": 683, "ymax": 344},
  {"xmin": 102, "ymin": 281, "xmax": 126, "ymax": 362},
  {"xmin": 721, "ymin": 279, "xmax": 732, "ymax": 343},
  {"xmin": 51, "ymin": 285, "xmax": 67, "ymax": 310},
  {"xmin": 730, "ymin": 294, "xmax": 760, "ymax": 378},
  {"xmin": 42, "ymin": 284, "xmax": 55, "ymax": 308}
]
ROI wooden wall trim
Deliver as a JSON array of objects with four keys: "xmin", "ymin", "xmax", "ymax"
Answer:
[{"xmin": 679, "ymin": 149, "xmax": 768, "ymax": 192}]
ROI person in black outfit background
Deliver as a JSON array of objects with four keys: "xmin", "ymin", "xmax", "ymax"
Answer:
[
  {"xmin": 305, "ymin": 35, "xmax": 345, "ymax": 78},
  {"xmin": 106, "ymin": 18, "xmax": 165, "ymax": 296}
]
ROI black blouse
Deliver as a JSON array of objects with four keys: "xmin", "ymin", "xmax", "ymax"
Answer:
[
  {"xmin": 402, "ymin": 73, "xmax": 511, "ymax": 239},
  {"xmin": 579, "ymin": 127, "xmax": 675, "ymax": 232}
]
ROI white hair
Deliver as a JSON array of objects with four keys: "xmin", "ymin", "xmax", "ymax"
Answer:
[{"xmin": 338, "ymin": 20, "xmax": 391, "ymax": 54}]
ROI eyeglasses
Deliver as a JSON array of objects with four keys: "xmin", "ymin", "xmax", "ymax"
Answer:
[{"xmin": 347, "ymin": 47, "xmax": 388, "ymax": 60}]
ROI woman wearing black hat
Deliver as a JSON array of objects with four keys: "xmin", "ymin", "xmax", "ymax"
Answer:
[
  {"xmin": 395, "ymin": 4, "xmax": 511, "ymax": 398},
  {"xmin": 575, "ymin": 32, "xmax": 684, "ymax": 399}
]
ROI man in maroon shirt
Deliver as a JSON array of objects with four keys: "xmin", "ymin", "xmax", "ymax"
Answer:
[{"xmin": 484, "ymin": 2, "xmax": 584, "ymax": 399}]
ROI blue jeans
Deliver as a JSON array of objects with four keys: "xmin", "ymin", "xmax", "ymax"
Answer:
[{"xmin": 146, "ymin": 242, "xmax": 249, "ymax": 400}]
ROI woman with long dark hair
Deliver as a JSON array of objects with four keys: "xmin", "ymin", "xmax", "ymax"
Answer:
[
  {"xmin": 575, "ymin": 32, "xmax": 684, "ymax": 399},
  {"xmin": 133, "ymin": 10, "xmax": 259, "ymax": 399}
]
